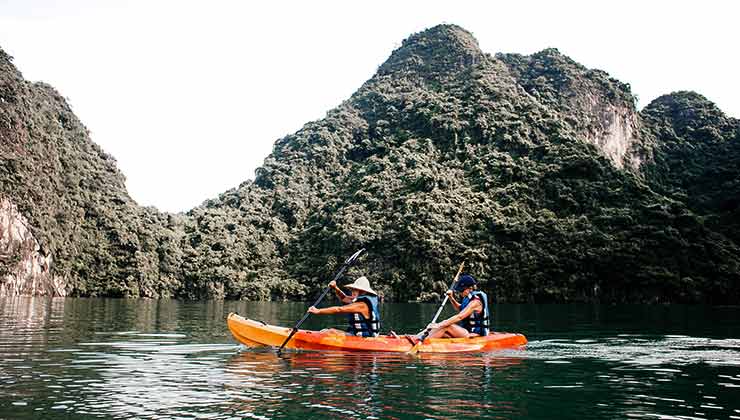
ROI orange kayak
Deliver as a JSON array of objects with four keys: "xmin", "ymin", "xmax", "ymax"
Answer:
[{"xmin": 227, "ymin": 313, "xmax": 527, "ymax": 353}]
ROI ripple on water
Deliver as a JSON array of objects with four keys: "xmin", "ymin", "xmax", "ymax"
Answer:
[{"xmin": 525, "ymin": 335, "xmax": 740, "ymax": 367}]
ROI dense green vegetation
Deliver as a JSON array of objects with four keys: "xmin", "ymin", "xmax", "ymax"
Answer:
[
  {"xmin": 0, "ymin": 47, "xmax": 184, "ymax": 298},
  {"xmin": 1, "ymin": 25, "xmax": 738, "ymax": 303}
]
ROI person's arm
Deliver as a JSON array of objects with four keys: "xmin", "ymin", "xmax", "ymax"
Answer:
[
  {"xmin": 308, "ymin": 302, "xmax": 369, "ymax": 317},
  {"xmin": 430, "ymin": 299, "xmax": 481, "ymax": 329},
  {"xmin": 329, "ymin": 280, "xmax": 353, "ymax": 304},
  {"xmin": 446, "ymin": 290, "xmax": 461, "ymax": 311}
]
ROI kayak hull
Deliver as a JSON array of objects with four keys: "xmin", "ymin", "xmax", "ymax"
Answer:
[{"xmin": 226, "ymin": 313, "xmax": 527, "ymax": 353}]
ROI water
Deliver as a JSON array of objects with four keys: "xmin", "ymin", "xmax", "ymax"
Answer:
[{"xmin": 1, "ymin": 298, "xmax": 739, "ymax": 419}]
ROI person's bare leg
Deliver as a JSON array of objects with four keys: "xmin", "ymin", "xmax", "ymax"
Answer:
[
  {"xmin": 426, "ymin": 324, "xmax": 470, "ymax": 339},
  {"xmin": 445, "ymin": 324, "xmax": 470, "ymax": 338},
  {"xmin": 319, "ymin": 328, "xmax": 346, "ymax": 335},
  {"xmin": 425, "ymin": 327, "xmax": 445, "ymax": 339}
]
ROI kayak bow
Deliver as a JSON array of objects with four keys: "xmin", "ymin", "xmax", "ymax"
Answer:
[{"xmin": 227, "ymin": 313, "xmax": 527, "ymax": 353}]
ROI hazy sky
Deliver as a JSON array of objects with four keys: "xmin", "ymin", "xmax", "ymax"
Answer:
[{"xmin": 1, "ymin": 0, "xmax": 738, "ymax": 212}]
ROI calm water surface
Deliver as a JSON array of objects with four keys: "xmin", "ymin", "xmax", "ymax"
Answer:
[{"xmin": 1, "ymin": 298, "xmax": 739, "ymax": 419}]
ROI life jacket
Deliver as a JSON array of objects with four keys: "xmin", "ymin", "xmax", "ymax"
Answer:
[
  {"xmin": 346, "ymin": 295, "xmax": 381, "ymax": 337},
  {"xmin": 458, "ymin": 290, "xmax": 489, "ymax": 336}
]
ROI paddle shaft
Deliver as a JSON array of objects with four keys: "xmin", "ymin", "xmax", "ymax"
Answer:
[
  {"xmin": 279, "ymin": 287, "xmax": 331, "ymax": 347},
  {"xmin": 277, "ymin": 249, "xmax": 365, "ymax": 353}
]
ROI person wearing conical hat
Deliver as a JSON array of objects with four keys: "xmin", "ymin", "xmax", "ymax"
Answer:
[{"xmin": 308, "ymin": 276, "xmax": 382, "ymax": 337}]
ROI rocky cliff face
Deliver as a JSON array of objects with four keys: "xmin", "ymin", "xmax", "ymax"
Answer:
[
  {"xmin": 498, "ymin": 49, "xmax": 647, "ymax": 171},
  {"xmin": 0, "ymin": 197, "xmax": 65, "ymax": 297},
  {"xmin": 1, "ymin": 25, "xmax": 738, "ymax": 303}
]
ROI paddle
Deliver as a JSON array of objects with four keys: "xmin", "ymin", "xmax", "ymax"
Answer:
[
  {"xmin": 277, "ymin": 248, "xmax": 366, "ymax": 353},
  {"xmin": 407, "ymin": 261, "xmax": 465, "ymax": 355}
]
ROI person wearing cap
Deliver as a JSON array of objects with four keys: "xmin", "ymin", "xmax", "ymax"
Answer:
[
  {"xmin": 308, "ymin": 276, "xmax": 382, "ymax": 337},
  {"xmin": 425, "ymin": 274, "xmax": 490, "ymax": 338}
]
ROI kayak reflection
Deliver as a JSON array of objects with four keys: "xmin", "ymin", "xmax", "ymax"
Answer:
[
  {"xmin": 226, "ymin": 348, "xmax": 524, "ymax": 373},
  {"xmin": 223, "ymin": 349, "xmax": 526, "ymax": 419}
]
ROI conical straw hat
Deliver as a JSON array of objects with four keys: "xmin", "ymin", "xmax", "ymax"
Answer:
[{"xmin": 345, "ymin": 276, "xmax": 377, "ymax": 295}]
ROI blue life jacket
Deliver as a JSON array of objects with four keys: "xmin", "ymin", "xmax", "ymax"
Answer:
[
  {"xmin": 458, "ymin": 290, "xmax": 489, "ymax": 336},
  {"xmin": 346, "ymin": 295, "xmax": 381, "ymax": 337}
]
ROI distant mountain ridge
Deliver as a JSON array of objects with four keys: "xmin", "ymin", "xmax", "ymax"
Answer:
[{"xmin": 1, "ymin": 25, "xmax": 738, "ymax": 303}]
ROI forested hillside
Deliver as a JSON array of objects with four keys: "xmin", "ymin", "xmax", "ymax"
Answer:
[{"xmin": 2, "ymin": 25, "xmax": 738, "ymax": 303}]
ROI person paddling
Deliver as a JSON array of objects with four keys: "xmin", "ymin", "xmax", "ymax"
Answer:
[
  {"xmin": 308, "ymin": 276, "xmax": 381, "ymax": 337},
  {"xmin": 424, "ymin": 274, "xmax": 490, "ymax": 338}
]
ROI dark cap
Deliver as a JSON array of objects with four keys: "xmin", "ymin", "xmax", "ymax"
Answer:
[{"xmin": 454, "ymin": 274, "xmax": 477, "ymax": 292}]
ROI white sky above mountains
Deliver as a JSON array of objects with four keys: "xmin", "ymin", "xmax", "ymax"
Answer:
[{"xmin": 1, "ymin": 0, "xmax": 738, "ymax": 213}]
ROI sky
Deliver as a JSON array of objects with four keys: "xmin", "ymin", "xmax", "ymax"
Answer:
[{"xmin": 1, "ymin": 0, "xmax": 738, "ymax": 213}]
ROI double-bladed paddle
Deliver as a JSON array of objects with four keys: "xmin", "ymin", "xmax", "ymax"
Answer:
[
  {"xmin": 277, "ymin": 248, "xmax": 366, "ymax": 354},
  {"xmin": 407, "ymin": 261, "xmax": 465, "ymax": 355}
]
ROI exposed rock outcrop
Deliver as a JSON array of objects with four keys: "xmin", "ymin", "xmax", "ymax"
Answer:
[
  {"xmin": 0, "ymin": 197, "xmax": 65, "ymax": 297},
  {"xmin": 498, "ymin": 49, "xmax": 647, "ymax": 171}
]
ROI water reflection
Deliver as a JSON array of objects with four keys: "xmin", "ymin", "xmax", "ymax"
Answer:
[
  {"xmin": 0, "ymin": 296, "xmax": 65, "ymax": 351},
  {"xmin": 224, "ymin": 349, "xmax": 526, "ymax": 419}
]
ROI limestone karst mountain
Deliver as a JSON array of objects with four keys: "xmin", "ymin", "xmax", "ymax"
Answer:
[
  {"xmin": 0, "ymin": 47, "xmax": 183, "ymax": 298},
  {"xmin": 1, "ymin": 25, "xmax": 738, "ymax": 303}
]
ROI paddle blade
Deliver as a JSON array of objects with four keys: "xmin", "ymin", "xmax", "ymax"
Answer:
[{"xmin": 344, "ymin": 248, "xmax": 366, "ymax": 266}]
